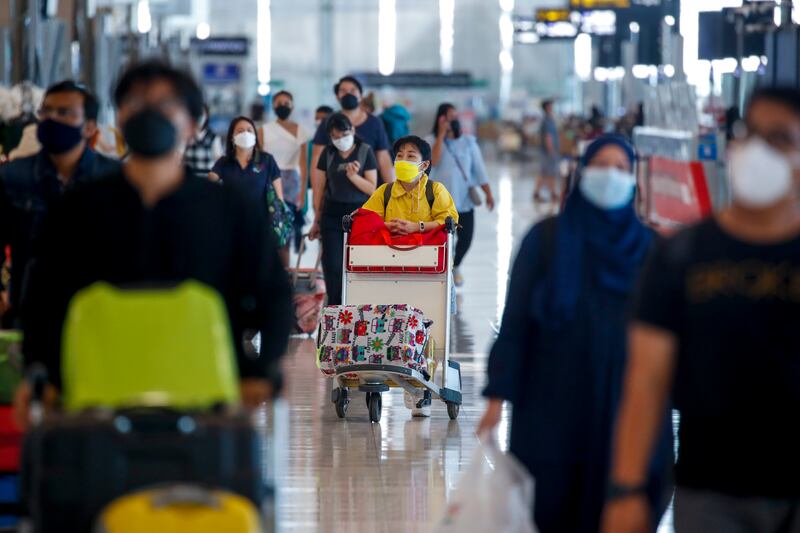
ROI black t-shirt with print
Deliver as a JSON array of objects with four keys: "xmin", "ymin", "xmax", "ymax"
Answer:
[
  {"xmin": 634, "ymin": 218, "xmax": 800, "ymax": 498},
  {"xmin": 316, "ymin": 140, "xmax": 377, "ymax": 208}
]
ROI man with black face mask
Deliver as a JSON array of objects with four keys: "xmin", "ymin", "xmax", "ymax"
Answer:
[
  {"xmin": 16, "ymin": 61, "xmax": 292, "ymax": 421},
  {"xmin": 310, "ymin": 76, "xmax": 394, "ymax": 207},
  {"xmin": 0, "ymin": 81, "xmax": 120, "ymax": 327}
]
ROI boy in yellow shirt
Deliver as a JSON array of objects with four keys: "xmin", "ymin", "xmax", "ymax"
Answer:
[
  {"xmin": 362, "ymin": 135, "xmax": 459, "ymax": 418},
  {"xmin": 362, "ymin": 135, "xmax": 459, "ymax": 233}
]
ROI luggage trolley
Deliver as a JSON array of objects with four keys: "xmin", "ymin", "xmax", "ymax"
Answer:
[{"xmin": 329, "ymin": 215, "xmax": 463, "ymax": 422}]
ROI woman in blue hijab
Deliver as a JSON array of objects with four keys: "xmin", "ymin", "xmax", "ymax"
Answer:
[{"xmin": 478, "ymin": 135, "xmax": 673, "ymax": 533}]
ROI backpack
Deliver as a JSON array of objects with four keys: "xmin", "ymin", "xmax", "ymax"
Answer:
[
  {"xmin": 380, "ymin": 105, "xmax": 411, "ymax": 145},
  {"xmin": 382, "ymin": 180, "xmax": 436, "ymax": 212},
  {"xmin": 324, "ymin": 142, "xmax": 372, "ymax": 185}
]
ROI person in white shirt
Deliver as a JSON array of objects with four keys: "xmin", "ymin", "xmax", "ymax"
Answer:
[{"xmin": 261, "ymin": 90, "xmax": 311, "ymax": 253}]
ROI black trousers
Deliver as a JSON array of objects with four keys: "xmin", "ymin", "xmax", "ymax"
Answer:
[
  {"xmin": 454, "ymin": 210, "xmax": 475, "ymax": 268},
  {"xmin": 286, "ymin": 202, "xmax": 305, "ymax": 253},
  {"xmin": 320, "ymin": 215, "xmax": 346, "ymax": 306}
]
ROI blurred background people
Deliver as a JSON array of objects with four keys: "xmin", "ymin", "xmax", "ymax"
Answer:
[
  {"xmin": 184, "ymin": 104, "xmax": 223, "ymax": 178},
  {"xmin": 535, "ymin": 99, "xmax": 560, "ymax": 203},
  {"xmin": 261, "ymin": 90, "xmax": 311, "ymax": 254},
  {"xmin": 430, "ymin": 103, "xmax": 495, "ymax": 287},
  {"xmin": 479, "ymin": 135, "xmax": 672, "ymax": 533},
  {"xmin": 603, "ymin": 87, "xmax": 800, "ymax": 533},
  {"xmin": 211, "ymin": 115, "xmax": 293, "ymax": 265},
  {"xmin": 310, "ymin": 76, "xmax": 393, "ymax": 189},
  {"xmin": 0, "ymin": 80, "xmax": 119, "ymax": 328},
  {"xmin": 381, "ymin": 101, "xmax": 411, "ymax": 148},
  {"xmin": 18, "ymin": 60, "xmax": 292, "ymax": 421}
]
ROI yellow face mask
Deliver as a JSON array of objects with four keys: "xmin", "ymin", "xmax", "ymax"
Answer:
[{"xmin": 394, "ymin": 160, "xmax": 424, "ymax": 183}]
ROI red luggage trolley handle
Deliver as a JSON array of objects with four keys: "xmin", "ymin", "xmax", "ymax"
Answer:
[{"xmin": 342, "ymin": 214, "xmax": 456, "ymax": 274}]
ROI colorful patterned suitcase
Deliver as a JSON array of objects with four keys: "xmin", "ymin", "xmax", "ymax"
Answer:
[{"xmin": 317, "ymin": 304, "xmax": 431, "ymax": 377}]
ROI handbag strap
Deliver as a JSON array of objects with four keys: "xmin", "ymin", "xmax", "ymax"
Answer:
[
  {"xmin": 444, "ymin": 141, "xmax": 471, "ymax": 184},
  {"xmin": 379, "ymin": 228, "xmax": 425, "ymax": 250}
]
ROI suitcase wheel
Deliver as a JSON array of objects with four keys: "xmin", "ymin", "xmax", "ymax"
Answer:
[
  {"xmin": 446, "ymin": 401, "xmax": 460, "ymax": 420},
  {"xmin": 334, "ymin": 388, "xmax": 349, "ymax": 419},
  {"xmin": 367, "ymin": 392, "xmax": 382, "ymax": 424}
]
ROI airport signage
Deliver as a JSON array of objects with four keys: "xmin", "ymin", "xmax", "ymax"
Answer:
[
  {"xmin": 569, "ymin": 0, "xmax": 662, "ymax": 11},
  {"xmin": 645, "ymin": 157, "xmax": 712, "ymax": 227},
  {"xmin": 202, "ymin": 63, "xmax": 242, "ymax": 84},
  {"xmin": 191, "ymin": 37, "xmax": 249, "ymax": 56},
  {"xmin": 350, "ymin": 72, "xmax": 473, "ymax": 88},
  {"xmin": 569, "ymin": 0, "xmax": 631, "ymax": 10},
  {"xmin": 536, "ymin": 9, "xmax": 572, "ymax": 23}
]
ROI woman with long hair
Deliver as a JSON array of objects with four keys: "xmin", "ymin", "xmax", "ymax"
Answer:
[{"xmin": 211, "ymin": 116, "xmax": 292, "ymax": 263}]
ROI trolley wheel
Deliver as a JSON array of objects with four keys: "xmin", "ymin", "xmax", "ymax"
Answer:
[
  {"xmin": 446, "ymin": 401, "xmax": 460, "ymax": 420},
  {"xmin": 367, "ymin": 392, "xmax": 382, "ymax": 423},
  {"xmin": 334, "ymin": 388, "xmax": 349, "ymax": 419}
]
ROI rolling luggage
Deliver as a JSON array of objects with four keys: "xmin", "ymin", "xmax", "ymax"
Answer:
[
  {"xmin": 289, "ymin": 236, "xmax": 326, "ymax": 335},
  {"xmin": 317, "ymin": 304, "xmax": 432, "ymax": 377},
  {"xmin": 0, "ymin": 331, "xmax": 23, "ymax": 474},
  {"xmin": 24, "ymin": 409, "xmax": 264, "ymax": 533},
  {"xmin": 21, "ymin": 282, "xmax": 268, "ymax": 533},
  {"xmin": 0, "ymin": 331, "xmax": 23, "ymax": 528},
  {"xmin": 96, "ymin": 485, "xmax": 263, "ymax": 533}
]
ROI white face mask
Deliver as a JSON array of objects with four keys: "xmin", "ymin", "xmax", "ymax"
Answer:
[
  {"xmin": 333, "ymin": 134, "xmax": 355, "ymax": 152},
  {"xmin": 579, "ymin": 167, "xmax": 636, "ymax": 209},
  {"xmin": 233, "ymin": 131, "xmax": 256, "ymax": 149},
  {"xmin": 729, "ymin": 137, "xmax": 794, "ymax": 208}
]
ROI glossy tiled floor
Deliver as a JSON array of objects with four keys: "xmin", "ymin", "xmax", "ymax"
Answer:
[{"xmin": 274, "ymin": 159, "xmax": 554, "ymax": 533}]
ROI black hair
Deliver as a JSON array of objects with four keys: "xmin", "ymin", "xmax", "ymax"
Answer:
[
  {"xmin": 542, "ymin": 99, "xmax": 554, "ymax": 112},
  {"xmin": 393, "ymin": 135, "xmax": 432, "ymax": 162},
  {"xmin": 747, "ymin": 86, "xmax": 800, "ymax": 117},
  {"xmin": 316, "ymin": 105, "xmax": 334, "ymax": 115},
  {"xmin": 333, "ymin": 76, "xmax": 364, "ymax": 96},
  {"xmin": 44, "ymin": 80, "xmax": 100, "ymax": 121},
  {"xmin": 432, "ymin": 103, "xmax": 456, "ymax": 136},
  {"xmin": 224, "ymin": 115, "xmax": 262, "ymax": 160},
  {"xmin": 113, "ymin": 59, "xmax": 204, "ymax": 121},
  {"xmin": 326, "ymin": 112, "xmax": 353, "ymax": 135},
  {"xmin": 273, "ymin": 90, "xmax": 293, "ymax": 102}
]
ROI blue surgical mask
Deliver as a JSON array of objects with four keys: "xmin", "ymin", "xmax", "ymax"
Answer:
[{"xmin": 579, "ymin": 167, "xmax": 636, "ymax": 209}]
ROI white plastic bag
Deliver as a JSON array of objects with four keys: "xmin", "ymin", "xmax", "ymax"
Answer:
[{"xmin": 435, "ymin": 438, "xmax": 537, "ymax": 533}]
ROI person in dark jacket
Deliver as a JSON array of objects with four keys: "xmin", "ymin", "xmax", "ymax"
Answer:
[
  {"xmin": 478, "ymin": 135, "xmax": 673, "ymax": 533},
  {"xmin": 0, "ymin": 81, "xmax": 120, "ymax": 327},
  {"xmin": 15, "ymin": 60, "xmax": 292, "ymax": 425}
]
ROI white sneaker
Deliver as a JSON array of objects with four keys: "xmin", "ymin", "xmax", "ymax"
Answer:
[
  {"xmin": 404, "ymin": 391, "xmax": 432, "ymax": 417},
  {"xmin": 412, "ymin": 403, "xmax": 432, "ymax": 418},
  {"xmin": 403, "ymin": 391, "xmax": 415, "ymax": 410}
]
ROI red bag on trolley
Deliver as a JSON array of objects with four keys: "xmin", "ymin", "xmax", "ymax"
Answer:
[
  {"xmin": 349, "ymin": 209, "xmax": 447, "ymax": 247},
  {"xmin": 348, "ymin": 209, "xmax": 449, "ymax": 273}
]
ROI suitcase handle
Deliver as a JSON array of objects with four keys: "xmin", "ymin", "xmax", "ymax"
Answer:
[
  {"xmin": 291, "ymin": 234, "xmax": 322, "ymax": 287},
  {"xmin": 150, "ymin": 485, "xmax": 220, "ymax": 509}
]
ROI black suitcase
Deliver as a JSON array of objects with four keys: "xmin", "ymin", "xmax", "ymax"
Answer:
[{"xmin": 22, "ymin": 408, "xmax": 265, "ymax": 533}]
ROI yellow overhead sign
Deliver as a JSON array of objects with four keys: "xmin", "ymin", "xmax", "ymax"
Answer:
[
  {"xmin": 536, "ymin": 9, "xmax": 572, "ymax": 23},
  {"xmin": 570, "ymin": 0, "xmax": 631, "ymax": 8}
]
